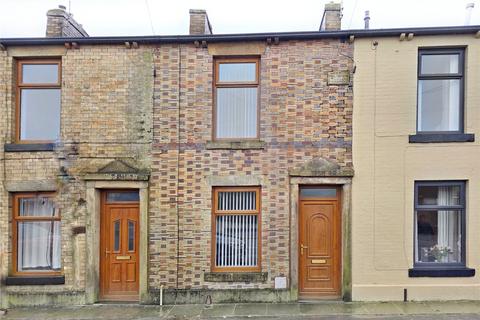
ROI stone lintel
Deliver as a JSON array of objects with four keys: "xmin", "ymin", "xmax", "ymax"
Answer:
[{"xmin": 4, "ymin": 180, "xmax": 57, "ymax": 192}]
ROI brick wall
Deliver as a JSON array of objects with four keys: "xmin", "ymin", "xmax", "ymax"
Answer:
[
  {"xmin": 150, "ymin": 39, "xmax": 353, "ymax": 291},
  {"xmin": 0, "ymin": 37, "xmax": 352, "ymax": 304}
]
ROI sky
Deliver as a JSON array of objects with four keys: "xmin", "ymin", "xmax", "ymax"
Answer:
[{"xmin": 0, "ymin": 0, "xmax": 479, "ymax": 38}]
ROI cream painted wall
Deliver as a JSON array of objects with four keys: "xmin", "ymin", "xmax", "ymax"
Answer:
[{"xmin": 352, "ymin": 35, "xmax": 480, "ymax": 301}]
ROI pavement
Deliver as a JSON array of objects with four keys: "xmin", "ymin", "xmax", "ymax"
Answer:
[{"xmin": 3, "ymin": 301, "xmax": 480, "ymax": 319}]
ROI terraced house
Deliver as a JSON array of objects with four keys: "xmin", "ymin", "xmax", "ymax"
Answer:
[
  {"xmin": 353, "ymin": 25, "xmax": 480, "ymax": 301},
  {"xmin": 0, "ymin": 3, "xmax": 354, "ymax": 306},
  {"xmin": 0, "ymin": 2, "xmax": 479, "ymax": 308}
]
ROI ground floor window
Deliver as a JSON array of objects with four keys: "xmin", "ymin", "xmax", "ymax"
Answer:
[
  {"xmin": 414, "ymin": 181, "xmax": 465, "ymax": 266},
  {"xmin": 212, "ymin": 187, "xmax": 260, "ymax": 272},
  {"xmin": 12, "ymin": 193, "xmax": 61, "ymax": 275}
]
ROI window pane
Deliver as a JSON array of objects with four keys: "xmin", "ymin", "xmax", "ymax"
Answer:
[
  {"xmin": 19, "ymin": 196, "xmax": 58, "ymax": 217},
  {"xmin": 415, "ymin": 210, "xmax": 461, "ymax": 263},
  {"xmin": 216, "ymin": 87, "xmax": 257, "ymax": 139},
  {"xmin": 22, "ymin": 64, "xmax": 59, "ymax": 84},
  {"xmin": 421, "ymin": 54, "xmax": 459, "ymax": 74},
  {"xmin": 113, "ymin": 220, "xmax": 120, "ymax": 252},
  {"xmin": 17, "ymin": 221, "xmax": 61, "ymax": 272},
  {"xmin": 128, "ymin": 220, "xmax": 135, "ymax": 251},
  {"xmin": 418, "ymin": 185, "xmax": 461, "ymax": 206},
  {"xmin": 300, "ymin": 188, "xmax": 337, "ymax": 199},
  {"xmin": 106, "ymin": 191, "xmax": 139, "ymax": 202},
  {"xmin": 417, "ymin": 79, "xmax": 460, "ymax": 132},
  {"xmin": 20, "ymin": 89, "xmax": 61, "ymax": 140},
  {"xmin": 218, "ymin": 190, "xmax": 256, "ymax": 211},
  {"xmin": 218, "ymin": 63, "xmax": 256, "ymax": 82},
  {"xmin": 215, "ymin": 214, "xmax": 258, "ymax": 267}
]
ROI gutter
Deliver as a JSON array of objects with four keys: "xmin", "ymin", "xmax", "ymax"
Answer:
[{"xmin": 0, "ymin": 25, "xmax": 479, "ymax": 47}]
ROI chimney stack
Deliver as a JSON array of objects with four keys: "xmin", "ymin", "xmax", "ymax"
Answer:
[
  {"xmin": 320, "ymin": 2, "xmax": 342, "ymax": 31},
  {"xmin": 46, "ymin": 5, "xmax": 88, "ymax": 37},
  {"xmin": 189, "ymin": 9, "xmax": 213, "ymax": 35},
  {"xmin": 364, "ymin": 10, "xmax": 370, "ymax": 29},
  {"xmin": 465, "ymin": 3, "xmax": 475, "ymax": 25}
]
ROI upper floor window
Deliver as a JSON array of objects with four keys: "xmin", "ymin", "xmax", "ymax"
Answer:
[
  {"xmin": 214, "ymin": 58, "xmax": 259, "ymax": 140},
  {"xmin": 417, "ymin": 49, "xmax": 464, "ymax": 133},
  {"xmin": 12, "ymin": 193, "xmax": 61, "ymax": 275},
  {"xmin": 17, "ymin": 59, "xmax": 61, "ymax": 142}
]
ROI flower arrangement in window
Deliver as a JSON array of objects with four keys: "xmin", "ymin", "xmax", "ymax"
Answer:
[{"xmin": 422, "ymin": 245, "xmax": 453, "ymax": 263}]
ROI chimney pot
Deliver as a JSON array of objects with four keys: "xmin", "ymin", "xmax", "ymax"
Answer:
[
  {"xmin": 465, "ymin": 3, "xmax": 475, "ymax": 25},
  {"xmin": 364, "ymin": 10, "xmax": 370, "ymax": 29},
  {"xmin": 320, "ymin": 2, "xmax": 342, "ymax": 31},
  {"xmin": 189, "ymin": 9, "xmax": 213, "ymax": 35}
]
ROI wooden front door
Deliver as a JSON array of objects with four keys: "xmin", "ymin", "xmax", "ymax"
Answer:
[
  {"xmin": 299, "ymin": 187, "xmax": 341, "ymax": 299},
  {"xmin": 100, "ymin": 190, "xmax": 140, "ymax": 301}
]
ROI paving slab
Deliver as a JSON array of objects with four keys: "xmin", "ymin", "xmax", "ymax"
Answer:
[
  {"xmin": 233, "ymin": 303, "xmax": 268, "ymax": 316},
  {"xmin": 355, "ymin": 302, "xmax": 405, "ymax": 315},
  {"xmin": 266, "ymin": 303, "xmax": 301, "ymax": 316},
  {"xmin": 201, "ymin": 304, "xmax": 235, "ymax": 317},
  {"xmin": 168, "ymin": 304, "xmax": 204, "ymax": 318}
]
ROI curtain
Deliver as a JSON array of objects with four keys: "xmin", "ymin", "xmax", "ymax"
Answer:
[
  {"xmin": 437, "ymin": 186, "xmax": 461, "ymax": 263},
  {"xmin": 18, "ymin": 197, "xmax": 61, "ymax": 271}
]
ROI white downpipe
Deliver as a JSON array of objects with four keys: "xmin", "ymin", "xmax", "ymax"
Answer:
[{"xmin": 159, "ymin": 285, "xmax": 163, "ymax": 306}]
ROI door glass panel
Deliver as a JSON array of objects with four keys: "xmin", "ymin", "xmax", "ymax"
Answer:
[
  {"xmin": 113, "ymin": 220, "xmax": 120, "ymax": 252},
  {"xmin": 300, "ymin": 188, "xmax": 337, "ymax": 199},
  {"xmin": 128, "ymin": 220, "xmax": 135, "ymax": 251},
  {"xmin": 106, "ymin": 191, "xmax": 139, "ymax": 203}
]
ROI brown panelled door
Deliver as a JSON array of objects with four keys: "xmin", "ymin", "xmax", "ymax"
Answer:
[
  {"xmin": 299, "ymin": 187, "xmax": 341, "ymax": 299},
  {"xmin": 100, "ymin": 190, "xmax": 140, "ymax": 301}
]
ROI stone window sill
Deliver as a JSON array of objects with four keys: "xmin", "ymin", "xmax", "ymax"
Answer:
[
  {"xmin": 204, "ymin": 272, "xmax": 268, "ymax": 282},
  {"xmin": 4, "ymin": 143, "xmax": 55, "ymax": 152},
  {"xmin": 408, "ymin": 267, "xmax": 475, "ymax": 277},
  {"xmin": 409, "ymin": 133, "xmax": 474, "ymax": 143},
  {"xmin": 5, "ymin": 275, "xmax": 65, "ymax": 286},
  {"xmin": 206, "ymin": 140, "xmax": 265, "ymax": 150}
]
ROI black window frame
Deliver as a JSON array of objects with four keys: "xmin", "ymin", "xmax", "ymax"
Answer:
[
  {"xmin": 413, "ymin": 180, "xmax": 466, "ymax": 269},
  {"xmin": 416, "ymin": 48, "xmax": 465, "ymax": 135}
]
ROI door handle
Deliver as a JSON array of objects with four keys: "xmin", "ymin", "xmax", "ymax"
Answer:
[
  {"xmin": 300, "ymin": 244, "xmax": 308, "ymax": 255},
  {"xmin": 105, "ymin": 250, "xmax": 111, "ymax": 259}
]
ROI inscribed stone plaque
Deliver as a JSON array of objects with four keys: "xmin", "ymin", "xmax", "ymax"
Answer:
[{"xmin": 328, "ymin": 71, "xmax": 350, "ymax": 85}]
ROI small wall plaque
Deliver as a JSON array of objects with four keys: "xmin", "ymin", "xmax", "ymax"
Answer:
[
  {"xmin": 328, "ymin": 71, "xmax": 350, "ymax": 85},
  {"xmin": 274, "ymin": 276, "xmax": 287, "ymax": 289}
]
